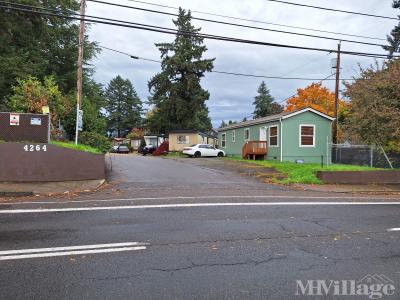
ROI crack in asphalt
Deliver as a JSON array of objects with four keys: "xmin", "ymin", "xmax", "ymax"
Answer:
[
  {"xmin": 304, "ymin": 218, "xmax": 337, "ymax": 232},
  {"xmin": 149, "ymin": 256, "xmax": 288, "ymax": 273},
  {"xmin": 87, "ymin": 256, "xmax": 289, "ymax": 280},
  {"xmin": 145, "ymin": 230, "xmax": 390, "ymax": 249}
]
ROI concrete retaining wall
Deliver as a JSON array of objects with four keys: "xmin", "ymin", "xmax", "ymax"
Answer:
[
  {"xmin": 0, "ymin": 143, "xmax": 105, "ymax": 182},
  {"xmin": 316, "ymin": 170, "xmax": 400, "ymax": 184}
]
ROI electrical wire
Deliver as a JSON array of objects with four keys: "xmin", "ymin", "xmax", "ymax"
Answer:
[
  {"xmin": 87, "ymin": 0, "xmax": 386, "ymax": 48},
  {"xmin": 0, "ymin": 2, "xmax": 397, "ymax": 59},
  {"xmin": 278, "ymin": 74, "xmax": 336, "ymax": 104},
  {"xmin": 265, "ymin": 0, "xmax": 398, "ymax": 20},
  {"xmin": 99, "ymin": 45, "xmax": 360, "ymax": 81},
  {"xmin": 122, "ymin": 0, "xmax": 386, "ymax": 41}
]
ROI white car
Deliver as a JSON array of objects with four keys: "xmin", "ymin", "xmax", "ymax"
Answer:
[{"xmin": 182, "ymin": 144, "xmax": 225, "ymax": 158}]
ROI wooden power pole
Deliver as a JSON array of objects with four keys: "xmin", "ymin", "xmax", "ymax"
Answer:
[
  {"xmin": 333, "ymin": 42, "xmax": 341, "ymax": 144},
  {"xmin": 75, "ymin": 0, "xmax": 86, "ymax": 145}
]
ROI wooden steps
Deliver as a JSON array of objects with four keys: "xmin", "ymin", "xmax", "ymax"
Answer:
[{"xmin": 242, "ymin": 141, "xmax": 267, "ymax": 160}]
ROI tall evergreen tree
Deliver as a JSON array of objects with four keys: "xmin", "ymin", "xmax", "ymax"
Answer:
[
  {"xmin": 0, "ymin": 0, "xmax": 99, "ymax": 109},
  {"xmin": 384, "ymin": 1, "xmax": 400, "ymax": 57},
  {"xmin": 105, "ymin": 76, "xmax": 142, "ymax": 138},
  {"xmin": 147, "ymin": 8, "xmax": 215, "ymax": 133},
  {"xmin": 252, "ymin": 81, "xmax": 283, "ymax": 119},
  {"xmin": 219, "ymin": 120, "xmax": 227, "ymax": 128}
]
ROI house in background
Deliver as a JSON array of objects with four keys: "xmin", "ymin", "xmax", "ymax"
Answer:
[
  {"xmin": 169, "ymin": 130, "xmax": 216, "ymax": 152},
  {"xmin": 218, "ymin": 107, "xmax": 334, "ymax": 164},
  {"xmin": 144, "ymin": 134, "xmax": 166, "ymax": 148}
]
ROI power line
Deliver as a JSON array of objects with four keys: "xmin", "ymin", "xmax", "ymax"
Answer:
[
  {"xmin": 265, "ymin": 53, "xmax": 331, "ymax": 85},
  {"xmin": 1, "ymin": 3, "xmax": 398, "ymax": 59},
  {"xmin": 87, "ymin": 0, "xmax": 386, "ymax": 48},
  {"xmin": 99, "ymin": 45, "xmax": 360, "ymax": 81},
  {"xmin": 99, "ymin": 45, "xmax": 352, "ymax": 107},
  {"xmin": 278, "ymin": 73, "xmax": 336, "ymax": 104},
  {"xmin": 100, "ymin": 46, "xmax": 160, "ymax": 62},
  {"xmin": 122, "ymin": 0, "xmax": 386, "ymax": 41},
  {"xmin": 265, "ymin": 0, "xmax": 398, "ymax": 20}
]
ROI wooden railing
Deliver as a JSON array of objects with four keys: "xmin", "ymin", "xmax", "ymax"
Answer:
[{"xmin": 242, "ymin": 141, "xmax": 267, "ymax": 160}]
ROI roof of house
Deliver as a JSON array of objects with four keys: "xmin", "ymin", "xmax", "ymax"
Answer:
[
  {"xmin": 218, "ymin": 107, "xmax": 335, "ymax": 131},
  {"xmin": 169, "ymin": 129, "xmax": 199, "ymax": 134},
  {"xmin": 169, "ymin": 130, "xmax": 214, "ymax": 138}
]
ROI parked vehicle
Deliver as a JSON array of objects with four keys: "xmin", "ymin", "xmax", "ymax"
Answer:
[
  {"xmin": 111, "ymin": 145, "xmax": 130, "ymax": 154},
  {"xmin": 141, "ymin": 145, "xmax": 157, "ymax": 156},
  {"xmin": 182, "ymin": 144, "xmax": 225, "ymax": 158}
]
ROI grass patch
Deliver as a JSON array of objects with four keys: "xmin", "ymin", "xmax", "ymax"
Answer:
[
  {"xmin": 225, "ymin": 156, "xmax": 379, "ymax": 184},
  {"xmin": 51, "ymin": 141, "xmax": 102, "ymax": 154},
  {"xmin": 165, "ymin": 151, "xmax": 187, "ymax": 158}
]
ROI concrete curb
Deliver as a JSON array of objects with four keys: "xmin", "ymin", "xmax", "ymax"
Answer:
[
  {"xmin": 0, "ymin": 179, "xmax": 106, "ymax": 196},
  {"xmin": 293, "ymin": 184, "xmax": 400, "ymax": 195}
]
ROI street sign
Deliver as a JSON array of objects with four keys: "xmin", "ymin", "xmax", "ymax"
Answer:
[
  {"xmin": 42, "ymin": 106, "xmax": 50, "ymax": 114},
  {"xmin": 30, "ymin": 117, "xmax": 42, "ymax": 126},
  {"xmin": 78, "ymin": 109, "xmax": 83, "ymax": 131},
  {"xmin": 10, "ymin": 113, "xmax": 20, "ymax": 126}
]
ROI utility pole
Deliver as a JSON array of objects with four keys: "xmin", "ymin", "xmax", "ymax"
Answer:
[
  {"xmin": 333, "ymin": 42, "xmax": 341, "ymax": 144},
  {"xmin": 75, "ymin": 0, "xmax": 86, "ymax": 144}
]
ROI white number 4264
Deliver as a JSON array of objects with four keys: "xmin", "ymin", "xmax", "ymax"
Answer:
[{"xmin": 24, "ymin": 145, "xmax": 47, "ymax": 152}]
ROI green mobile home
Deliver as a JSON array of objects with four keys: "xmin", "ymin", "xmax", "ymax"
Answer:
[{"xmin": 218, "ymin": 107, "xmax": 335, "ymax": 164}]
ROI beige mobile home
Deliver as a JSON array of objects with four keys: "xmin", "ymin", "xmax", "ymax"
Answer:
[{"xmin": 169, "ymin": 130, "xmax": 216, "ymax": 152}]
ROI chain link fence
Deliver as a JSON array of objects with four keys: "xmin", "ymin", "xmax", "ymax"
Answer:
[{"xmin": 331, "ymin": 143, "xmax": 400, "ymax": 169}]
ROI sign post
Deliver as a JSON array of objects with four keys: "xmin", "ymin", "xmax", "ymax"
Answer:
[{"xmin": 78, "ymin": 109, "xmax": 83, "ymax": 132}]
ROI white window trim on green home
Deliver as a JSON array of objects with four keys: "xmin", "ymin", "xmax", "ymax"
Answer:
[
  {"xmin": 232, "ymin": 130, "xmax": 236, "ymax": 143},
  {"xmin": 299, "ymin": 124, "xmax": 316, "ymax": 147},
  {"xmin": 221, "ymin": 133, "xmax": 226, "ymax": 148},
  {"xmin": 244, "ymin": 128, "xmax": 250, "ymax": 141},
  {"xmin": 268, "ymin": 125, "xmax": 279, "ymax": 147}
]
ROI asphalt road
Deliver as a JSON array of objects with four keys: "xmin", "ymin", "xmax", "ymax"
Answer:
[{"xmin": 1, "ymin": 155, "xmax": 400, "ymax": 299}]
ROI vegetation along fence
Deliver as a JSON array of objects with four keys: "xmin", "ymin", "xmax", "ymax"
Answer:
[{"xmin": 331, "ymin": 144, "xmax": 400, "ymax": 169}]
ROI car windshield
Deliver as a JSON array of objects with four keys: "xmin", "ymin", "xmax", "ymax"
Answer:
[{"xmin": 190, "ymin": 144, "xmax": 197, "ymax": 147}]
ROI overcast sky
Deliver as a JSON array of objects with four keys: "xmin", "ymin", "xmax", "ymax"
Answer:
[{"xmin": 86, "ymin": 0, "xmax": 398, "ymax": 128}]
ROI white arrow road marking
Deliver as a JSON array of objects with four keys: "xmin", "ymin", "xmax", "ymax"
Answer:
[
  {"xmin": 387, "ymin": 228, "xmax": 400, "ymax": 232},
  {"xmin": 0, "ymin": 242, "xmax": 148, "ymax": 261},
  {"xmin": 1, "ymin": 202, "xmax": 400, "ymax": 214}
]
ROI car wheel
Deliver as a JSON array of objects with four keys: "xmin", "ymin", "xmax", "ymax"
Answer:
[
  {"xmin": 194, "ymin": 151, "xmax": 201, "ymax": 158},
  {"xmin": 217, "ymin": 152, "xmax": 224, "ymax": 157}
]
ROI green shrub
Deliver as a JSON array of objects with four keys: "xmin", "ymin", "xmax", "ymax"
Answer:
[{"xmin": 79, "ymin": 131, "xmax": 111, "ymax": 153}]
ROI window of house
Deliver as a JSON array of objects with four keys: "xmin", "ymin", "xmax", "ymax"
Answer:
[
  {"xmin": 177, "ymin": 135, "xmax": 189, "ymax": 144},
  {"xmin": 221, "ymin": 133, "xmax": 226, "ymax": 148},
  {"xmin": 232, "ymin": 130, "xmax": 236, "ymax": 143},
  {"xmin": 244, "ymin": 128, "xmax": 250, "ymax": 141},
  {"xmin": 300, "ymin": 125, "xmax": 315, "ymax": 147},
  {"xmin": 269, "ymin": 126, "xmax": 278, "ymax": 147}
]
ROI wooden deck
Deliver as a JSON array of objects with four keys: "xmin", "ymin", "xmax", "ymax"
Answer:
[{"xmin": 242, "ymin": 141, "xmax": 267, "ymax": 160}]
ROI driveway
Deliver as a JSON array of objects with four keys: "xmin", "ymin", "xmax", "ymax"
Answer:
[
  {"xmin": 1, "ymin": 155, "xmax": 400, "ymax": 299},
  {"xmin": 104, "ymin": 154, "xmax": 292, "ymax": 200}
]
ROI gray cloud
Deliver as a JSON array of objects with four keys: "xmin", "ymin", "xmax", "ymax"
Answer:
[{"xmin": 87, "ymin": 0, "xmax": 397, "ymax": 127}]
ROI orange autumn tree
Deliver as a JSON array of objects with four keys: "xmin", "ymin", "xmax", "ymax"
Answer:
[{"xmin": 284, "ymin": 82, "xmax": 346, "ymax": 116}]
